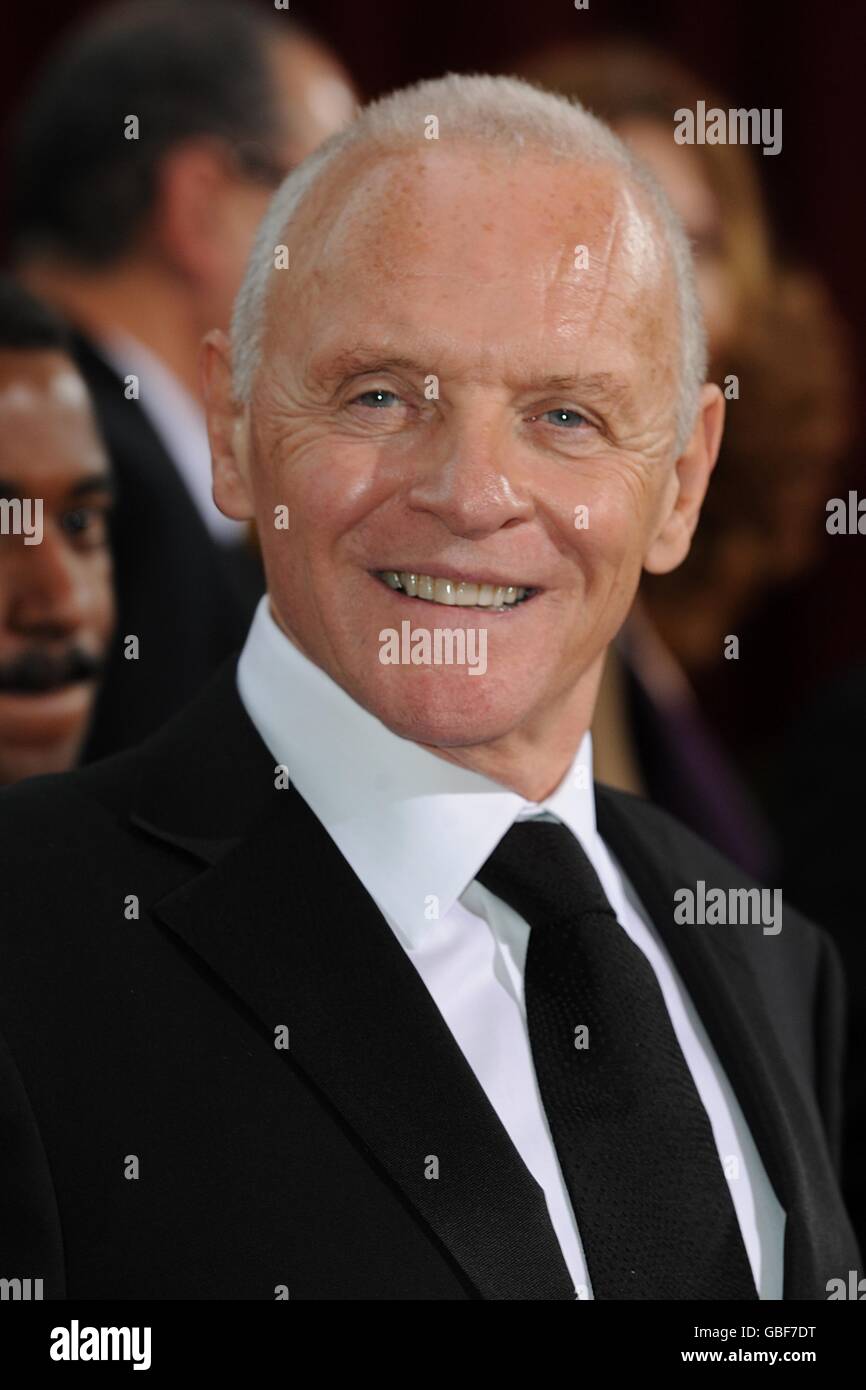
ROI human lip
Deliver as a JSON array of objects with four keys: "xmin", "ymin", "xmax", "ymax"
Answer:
[
  {"xmin": 0, "ymin": 680, "xmax": 93, "ymax": 735},
  {"xmin": 0, "ymin": 672, "xmax": 92, "ymax": 695},
  {"xmin": 373, "ymin": 569, "xmax": 540, "ymax": 610}
]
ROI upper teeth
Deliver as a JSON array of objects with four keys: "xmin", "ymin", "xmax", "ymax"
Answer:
[{"xmin": 378, "ymin": 571, "xmax": 529, "ymax": 608}]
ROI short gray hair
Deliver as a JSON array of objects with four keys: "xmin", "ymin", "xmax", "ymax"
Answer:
[{"xmin": 231, "ymin": 72, "xmax": 707, "ymax": 450}]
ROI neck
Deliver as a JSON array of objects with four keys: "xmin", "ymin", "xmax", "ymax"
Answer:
[
  {"xmin": 20, "ymin": 258, "xmax": 205, "ymax": 399},
  {"xmin": 420, "ymin": 654, "xmax": 605, "ymax": 802}
]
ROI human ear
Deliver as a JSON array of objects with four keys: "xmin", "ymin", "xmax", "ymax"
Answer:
[
  {"xmin": 644, "ymin": 383, "xmax": 725, "ymax": 575},
  {"xmin": 200, "ymin": 329, "xmax": 254, "ymax": 522}
]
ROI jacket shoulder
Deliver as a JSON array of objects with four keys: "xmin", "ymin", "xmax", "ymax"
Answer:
[
  {"xmin": 595, "ymin": 782, "xmax": 842, "ymax": 1094},
  {"xmin": 595, "ymin": 781, "xmax": 823, "ymax": 945},
  {"xmin": 0, "ymin": 744, "xmax": 145, "ymax": 865}
]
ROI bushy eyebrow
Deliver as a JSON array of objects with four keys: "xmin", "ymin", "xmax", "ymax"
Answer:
[
  {"xmin": 69, "ymin": 474, "xmax": 116, "ymax": 499},
  {"xmin": 527, "ymin": 371, "xmax": 633, "ymax": 403},
  {"xmin": 316, "ymin": 346, "xmax": 632, "ymax": 399},
  {"xmin": 0, "ymin": 472, "xmax": 115, "ymax": 502},
  {"xmin": 312, "ymin": 347, "xmax": 428, "ymax": 384}
]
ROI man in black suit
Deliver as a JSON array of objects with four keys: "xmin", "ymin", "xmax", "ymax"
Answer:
[
  {"xmin": 8, "ymin": 0, "xmax": 357, "ymax": 757},
  {"xmin": 0, "ymin": 74, "xmax": 859, "ymax": 1300}
]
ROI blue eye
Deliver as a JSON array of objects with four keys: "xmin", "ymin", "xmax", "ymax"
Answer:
[
  {"xmin": 353, "ymin": 389, "xmax": 400, "ymax": 408},
  {"xmin": 542, "ymin": 408, "xmax": 586, "ymax": 428}
]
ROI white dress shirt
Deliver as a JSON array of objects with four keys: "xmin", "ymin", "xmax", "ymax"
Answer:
[
  {"xmin": 97, "ymin": 329, "xmax": 245, "ymax": 544},
  {"xmin": 237, "ymin": 595, "xmax": 785, "ymax": 1298}
]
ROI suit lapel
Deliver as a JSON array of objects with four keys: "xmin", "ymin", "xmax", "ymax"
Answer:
[
  {"xmin": 133, "ymin": 669, "xmax": 844, "ymax": 1299},
  {"xmin": 596, "ymin": 784, "xmax": 848, "ymax": 1298},
  {"xmin": 132, "ymin": 668, "xmax": 574, "ymax": 1301}
]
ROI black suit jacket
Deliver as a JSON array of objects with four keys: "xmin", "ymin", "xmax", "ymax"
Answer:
[
  {"xmin": 0, "ymin": 661, "xmax": 859, "ymax": 1299},
  {"xmin": 72, "ymin": 334, "xmax": 260, "ymax": 761}
]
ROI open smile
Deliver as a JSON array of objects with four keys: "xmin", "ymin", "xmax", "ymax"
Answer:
[{"xmin": 374, "ymin": 570, "xmax": 539, "ymax": 611}]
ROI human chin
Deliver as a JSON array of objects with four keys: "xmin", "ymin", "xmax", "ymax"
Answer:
[
  {"xmin": 325, "ymin": 567, "xmax": 562, "ymax": 746},
  {"xmin": 359, "ymin": 660, "xmax": 550, "ymax": 749}
]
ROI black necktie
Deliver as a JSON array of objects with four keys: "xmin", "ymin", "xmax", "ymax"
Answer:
[{"xmin": 476, "ymin": 819, "xmax": 759, "ymax": 1300}]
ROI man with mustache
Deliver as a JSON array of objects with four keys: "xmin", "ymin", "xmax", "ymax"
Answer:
[
  {"xmin": 0, "ymin": 77, "xmax": 858, "ymax": 1300},
  {"xmin": 0, "ymin": 278, "xmax": 113, "ymax": 787}
]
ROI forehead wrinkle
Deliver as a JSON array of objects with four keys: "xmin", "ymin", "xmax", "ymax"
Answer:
[
  {"xmin": 549, "ymin": 187, "xmax": 664, "ymax": 345},
  {"xmin": 568, "ymin": 203, "xmax": 626, "ymax": 369},
  {"xmin": 553, "ymin": 189, "xmax": 676, "ymax": 416},
  {"xmin": 290, "ymin": 146, "xmax": 430, "ymax": 284},
  {"xmin": 294, "ymin": 148, "xmax": 620, "ymax": 287},
  {"xmin": 275, "ymin": 155, "xmax": 675, "ymax": 418},
  {"xmin": 283, "ymin": 153, "xmax": 651, "ymax": 313}
]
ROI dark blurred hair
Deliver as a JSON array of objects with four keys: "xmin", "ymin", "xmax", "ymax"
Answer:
[
  {"xmin": 0, "ymin": 276, "xmax": 71, "ymax": 352},
  {"xmin": 645, "ymin": 269, "xmax": 855, "ymax": 604},
  {"xmin": 9, "ymin": 0, "xmax": 295, "ymax": 267}
]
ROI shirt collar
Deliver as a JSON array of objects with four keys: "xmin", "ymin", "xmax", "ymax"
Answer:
[
  {"xmin": 237, "ymin": 596, "xmax": 598, "ymax": 947},
  {"xmin": 96, "ymin": 328, "xmax": 205, "ymax": 438}
]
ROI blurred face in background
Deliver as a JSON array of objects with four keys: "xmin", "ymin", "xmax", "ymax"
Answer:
[
  {"xmin": 0, "ymin": 351, "xmax": 114, "ymax": 785},
  {"xmin": 271, "ymin": 32, "xmax": 359, "ymax": 169}
]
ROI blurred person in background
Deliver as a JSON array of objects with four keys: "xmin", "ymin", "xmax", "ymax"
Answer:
[
  {"xmin": 513, "ymin": 41, "xmax": 853, "ymax": 880},
  {"xmin": 8, "ymin": 0, "xmax": 357, "ymax": 759},
  {"xmin": 0, "ymin": 277, "xmax": 114, "ymax": 787}
]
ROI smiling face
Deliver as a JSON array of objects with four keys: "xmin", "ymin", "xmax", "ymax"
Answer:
[
  {"xmin": 0, "ymin": 350, "xmax": 114, "ymax": 786},
  {"xmin": 205, "ymin": 144, "xmax": 721, "ymax": 795}
]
